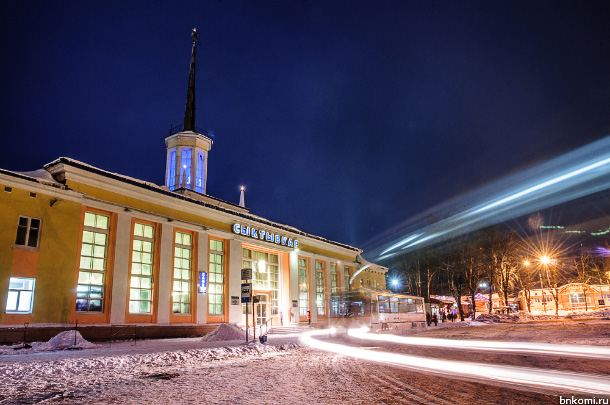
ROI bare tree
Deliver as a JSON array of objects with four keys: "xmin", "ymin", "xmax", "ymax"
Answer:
[{"xmin": 573, "ymin": 249, "xmax": 595, "ymax": 311}]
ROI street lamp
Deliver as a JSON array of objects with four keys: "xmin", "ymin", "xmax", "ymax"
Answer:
[{"xmin": 540, "ymin": 256, "xmax": 551, "ymax": 265}]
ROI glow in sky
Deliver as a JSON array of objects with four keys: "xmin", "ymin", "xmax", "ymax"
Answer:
[{"xmin": 370, "ymin": 135, "xmax": 610, "ymax": 260}]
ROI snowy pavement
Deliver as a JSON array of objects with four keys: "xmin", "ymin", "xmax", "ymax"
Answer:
[
  {"xmin": 1, "ymin": 322, "xmax": 608, "ymax": 404},
  {"xmin": 0, "ymin": 336, "xmax": 560, "ymax": 405}
]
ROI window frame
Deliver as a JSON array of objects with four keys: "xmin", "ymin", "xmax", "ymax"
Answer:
[
  {"xmin": 298, "ymin": 256, "xmax": 310, "ymax": 320},
  {"xmin": 14, "ymin": 216, "xmax": 42, "ymax": 250},
  {"xmin": 170, "ymin": 228, "xmax": 197, "ymax": 323},
  {"xmin": 125, "ymin": 217, "xmax": 160, "ymax": 324},
  {"xmin": 207, "ymin": 236, "xmax": 227, "ymax": 322},
  {"xmin": 6, "ymin": 277, "xmax": 36, "ymax": 314},
  {"xmin": 71, "ymin": 207, "xmax": 117, "ymax": 324},
  {"xmin": 344, "ymin": 266, "xmax": 351, "ymax": 292},
  {"xmin": 315, "ymin": 260, "xmax": 326, "ymax": 317},
  {"xmin": 167, "ymin": 148, "xmax": 177, "ymax": 190},
  {"xmin": 75, "ymin": 211, "xmax": 111, "ymax": 314}
]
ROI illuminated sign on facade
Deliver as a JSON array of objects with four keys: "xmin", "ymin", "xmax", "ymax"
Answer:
[
  {"xmin": 233, "ymin": 223, "xmax": 299, "ymax": 248},
  {"xmin": 199, "ymin": 271, "xmax": 207, "ymax": 294}
]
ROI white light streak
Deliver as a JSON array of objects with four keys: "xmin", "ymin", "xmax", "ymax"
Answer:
[
  {"xmin": 301, "ymin": 329, "xmax": 610, "ymax": 395},
  {"xmin": 348, "ymin": 328, "xmax": 610, "ymax": 360},
  {"xmin": 473, "ymin": 156, "xmax": 610, "ymax": 214},
  {"xmin": 380, "ymin": 233, "xmax": 421, "ymax": 255},
  {"xmin": 368, "ymin": 135, "xmax": 610, "ymax": 258}
]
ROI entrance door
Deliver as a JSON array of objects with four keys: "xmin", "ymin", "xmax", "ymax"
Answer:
[{"xmin": 255, "ymin": 294, "xmax": 269, "ymax": 326}]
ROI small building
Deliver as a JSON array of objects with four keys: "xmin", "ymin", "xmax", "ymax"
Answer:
[{"xmin": 516, "ymin": 283, "xmax": 610, "ymax": 312}]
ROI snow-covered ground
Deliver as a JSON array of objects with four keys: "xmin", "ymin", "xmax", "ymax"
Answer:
[{"xmin": 1, "ymin": 322, "xmax": 608, "ymax": 404}]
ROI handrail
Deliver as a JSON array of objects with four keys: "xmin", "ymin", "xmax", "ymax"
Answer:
[{"xmin": 260, "ymin": 318, "xmax": 272, "ymax": 337}]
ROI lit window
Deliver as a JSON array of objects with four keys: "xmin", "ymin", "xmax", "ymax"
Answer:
[
  {"xmin": 181, "ymin": 148, "xmax": 192, "ymax": 188},
  {"xmin": 76, "ymin": 212, "xmax": 109, "ymax": 312},
  {"xmin": 242, "ymin": 249, "xmax": 279, "ymax": 316},
  {"xmin": 316, "ymin": 261, "xmax": 325, "ymax": 316},
  {"xmin": 167, "ymin": 149, "xmax": 177, "ymax": 190},
  {"xmin": 298, "ymin": 258, "xmax": 308, "ymax": 316},
  {"xmin": 195, "ymin": 151, "xmax": 205, "ymax": 193},
  {"xmin": 15, "ymin": 216, "xmax": 42, "ymax": 248},
  {"xmin": 209, "ymin": 239, "xmax": 225, "ymax": 316},
  {"xmin": 330, "ymin": 263, "xmax": 337, "ymax": 294},
  {"xmin": 6, "ymin": 278, "xmax": 35, "ymax": 313},
  {"xmin": 129, "ymin": 222, "xmax": 155, "ymax": 314},
  {"xmin": 172, "ymin": 231, "xmax": 192, "ymax": 314},
  {"xmin": 344, "ymin": 267, "xmax": 351, "ymax": 292}
]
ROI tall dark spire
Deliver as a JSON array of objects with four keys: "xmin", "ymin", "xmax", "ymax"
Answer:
[{"xmin": 183, "ymin": 28, "xmax": 199, "ymax": 132}]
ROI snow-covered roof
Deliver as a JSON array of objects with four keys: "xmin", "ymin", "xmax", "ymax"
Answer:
[{"xmin": 0, "ymin": 168, "xmax": 64, "ymax": 188}]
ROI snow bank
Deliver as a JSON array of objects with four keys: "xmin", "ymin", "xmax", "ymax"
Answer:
[
  {"xmin": 566, "ymin": 308, "xmax": 610, "ymax": 319},
  {"xmin": 202, "ymin": 323, "xmax": 247, "ymax": 342},
  {"xmin": 475, "ymin": 308, "xmax": 610, "ymax": 323},
  {"xmin": 0, "ymin": 331, "xmax": 100, "ymax": 355}
]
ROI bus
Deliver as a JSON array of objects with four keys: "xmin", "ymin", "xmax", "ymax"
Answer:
[{"xmin": 329, "ymin": 289, "xmax": 426, "ymax": 331}]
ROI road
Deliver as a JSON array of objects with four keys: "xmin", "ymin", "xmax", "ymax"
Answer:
[
  {"xmin": 302, "ymin": 328, "xmax": 610, "ymax": 397},
  {"xmin": 1, "ymin": 326, "xmax": 609, "ymax": 404}
]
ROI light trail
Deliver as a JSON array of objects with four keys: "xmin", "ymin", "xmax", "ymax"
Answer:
[
  {"xmin": 368, "ymin": 135, "xmax": 610, "ymax": 259},
  {"xmin": 301, "ymin": 328, "xmax": 610, "ymax": 395},
  {"xmin": 348, "ymin": 328, "xmax": 610, "ymax": 359}
]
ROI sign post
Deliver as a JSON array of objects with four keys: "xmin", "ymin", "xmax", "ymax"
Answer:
[{"xmin": 241, "ymin": 282, "xmax": 252, "ymax": 343}]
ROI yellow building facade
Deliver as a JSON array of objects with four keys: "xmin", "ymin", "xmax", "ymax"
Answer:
[
  {"xmin": 0, "ymin": 158, "xmax": 387, "ymax": 328},
  {"xmin": 0, "ymin": 30, "xmax": 387, "ymax": 330}
]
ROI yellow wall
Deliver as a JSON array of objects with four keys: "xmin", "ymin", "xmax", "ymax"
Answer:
[
  {"xmin": 0, "ymin": 184, "xmax": 81, "ymax": 324},
  {"xmin": 66, "ymin": 180, "xmax": 233, "ymax": 233},
  {"xmin": 67, "ymin": 179, "xmax": 359, "ymax": 263},
  {"xmin": 351, "ymin": 269, "xmax": 387, "ymax": 290}
]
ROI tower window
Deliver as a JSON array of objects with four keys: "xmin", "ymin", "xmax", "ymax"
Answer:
[
  {"xmin": 167, "ymin": 149, "xmax": 176, "ymax": 190},
  {"xmin": 195, "ymin": 151, "xmax": 205, "ymax": 193},
  {"xmin": 181, "ymin": 148, "xmax": 192, "ymax": 188}
]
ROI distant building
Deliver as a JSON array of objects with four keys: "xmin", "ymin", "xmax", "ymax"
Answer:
[
  {"xmin": 516, "ymin": 283, "xmax": 610, "ymax": 312},
  {"xmin": 0, "ymin": 30, "xmax": 387, "ymax": 332}
]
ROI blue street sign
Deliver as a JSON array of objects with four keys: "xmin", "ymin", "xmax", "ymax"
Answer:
[{"xmin": 199, "ymin": 271, "xmax": 207, "ymax": 294}]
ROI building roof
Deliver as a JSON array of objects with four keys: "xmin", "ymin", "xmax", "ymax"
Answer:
[{"xmin": 39, "ymin": 157, "xmax": 360, "ymax": 252}]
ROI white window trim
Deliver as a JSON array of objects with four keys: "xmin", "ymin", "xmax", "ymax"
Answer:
[{"xmin": 6, "ymin": 277, "xmax": 35, "ymax": 314}]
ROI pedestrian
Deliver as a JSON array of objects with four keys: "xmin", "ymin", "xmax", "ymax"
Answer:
[
  {"xmin": 280, "ymin": 311, "xmax": 283, "ymax": 326},
  {"xmin": 307, "ymin": 310, "xmax": 311, "ymax": 325},
  {"xmin": 432, "ymin": 314, "xmax": 438, "ymax": 326},
  {"xmin": 426, "ymin": 312, "xmax": 431, "ymax": 326}
]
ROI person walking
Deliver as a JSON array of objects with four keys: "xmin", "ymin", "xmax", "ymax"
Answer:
[
  {"xmin": 307, "ymin": 310, "xmax": 311, "ymax": 325},
  {"xmin": 280, "ymin": 311, "xmax": 284, "ymax": 326},
  {"xmin": 432, "ymin": 314, "xmax": 438, "ymax": 326}
]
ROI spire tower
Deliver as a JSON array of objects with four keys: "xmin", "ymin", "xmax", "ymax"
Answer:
[
  {"xmin": 165, "ymin": 28, "xmax": 213, "ymax": 195},
  {"xmin": 183, "ymin": 28, "xmax": 199, "ymax": 132}
]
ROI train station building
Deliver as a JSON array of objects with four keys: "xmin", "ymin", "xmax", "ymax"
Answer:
[{"xmin": 0, "ymin": 30, "xmax": 387, "ymax": 337}]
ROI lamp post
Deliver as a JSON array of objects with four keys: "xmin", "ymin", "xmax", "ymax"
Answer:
[
  {"xmin": 523, "ymin": 260, "xmax": 532, "ymax": 313},
  {"xmin": 539, "ymin": 255, "xmax": 552, "ymax": 313},
  {"xmin": 479, "ymin": 282, "xmax": 491, "ymax": 313}
]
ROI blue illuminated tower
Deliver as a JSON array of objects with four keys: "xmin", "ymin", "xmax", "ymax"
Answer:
[{"xmin": 165, "ymin": 28, "xmax": 213, "ymax": 194}]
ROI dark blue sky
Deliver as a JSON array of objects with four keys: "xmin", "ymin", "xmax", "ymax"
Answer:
[{"xmin": 2, "ymin": 1, "xmax": 610, "ymax": 249}]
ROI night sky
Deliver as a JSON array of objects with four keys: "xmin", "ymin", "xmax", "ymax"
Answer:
[{"xmin": 2, "ymin": 1, "xmax": 610, "ymax": 250}]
